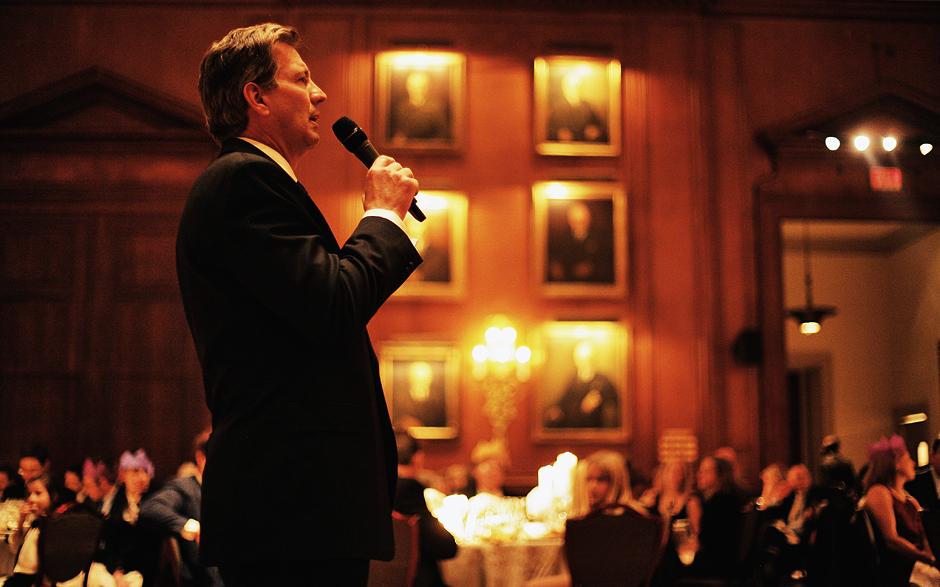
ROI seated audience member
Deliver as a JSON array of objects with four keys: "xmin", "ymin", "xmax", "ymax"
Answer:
[
  {"xmin": 762, "ymin": 464, "xmax": 824, "ymax": 582},
  {"xmin": 641, "ymin": 460, "xmax": 697, "ymax": 520},
  {"xmin": 63, "ymin": 462, "xmax": 84, "ymax": 504},
  {"xmin": 570, "ymin": 450, "xmax": 644, "ymax": 518},
  {"xmin": 679, "ymin": 456, "xmax": 745, "ymax": 582},
  {"xmin": 906, "ymin": 436, "xmax": 940, "ymax": 556},
  {"xmin": 471, "ymin": 459, "xmax": 506, "ymax": 498},
  {"xmin": 393, "ymin": 429, "xmax": 457, "ymax": 587},
  {"xmin": 442, "ymin": 464, "xmax": 472, "ymax": 496},
  {"xmin": 757, "ymin": 463, "xmax": 789, "ymax": 510},
  {"xmin": 641, "ymin": 460, "xmax": 700, "ymax": 587},
  {"xmin": 99, "ymin": 449, "xmax": 162, "ymax": 587},
  {"xmin": 139, "ymin": 430, "xmax": 222, "ymax": 587},
  {"xmin": 864, "ymin": 435, "xmax": 939, "ymax": 587},
  {"xmin": 81, "ymin": 459, "xmax": 118, "ymax": 516},
  {"xmin": 468, "ymin": 440, "xmax": 511, "ymax": 497},
  {"xmin": 715, "ymin": 446, "xmax": 753, "ymax": 502},
  {"xmin": 526, "ymin": 450, "xmax": 643, "ymax": 587},
  {"xmin": 818, "ymin": 434, "xmax": 857, "ymax": 499},
  {"xmin": 3, "ymin": 473, "xmax": 66, "ymax": 587},
  {"xmin": 17, "ymin": 444, "xmax": 51, "ymax": 488},
  {"xmin": 0, "ymin": 463, "xmax": 24, "ymax": 501}
]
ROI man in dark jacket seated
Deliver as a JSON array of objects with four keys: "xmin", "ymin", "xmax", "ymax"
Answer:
[
  {"xmin": 394, "ymin": 429, "xmax": 458, "ymax": 587},
  {"xmin": 906, "ymin": 435, "xmax": 940, "ymax": 556},
  {"xmin": 139, "ymin": 430, "xmax": 223, "ymax": 587}
]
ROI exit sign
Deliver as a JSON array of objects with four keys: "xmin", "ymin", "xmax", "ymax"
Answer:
[{"xmin": 870, "ymin": 166, "xmax": 902, "ymax": 191}]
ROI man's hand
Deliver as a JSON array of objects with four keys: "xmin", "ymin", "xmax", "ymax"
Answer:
[{"xmin": 363, "ymin": 155, "xmax": 419, "ymax": 221}]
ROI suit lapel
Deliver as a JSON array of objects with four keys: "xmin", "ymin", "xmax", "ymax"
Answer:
[
  {"xmin": 294, "ymin": 181, "xmax": 340, "ymax": 252},
  {"xmin": 220, "ymin": 140, "xmax": 342, "ymax": 253}
]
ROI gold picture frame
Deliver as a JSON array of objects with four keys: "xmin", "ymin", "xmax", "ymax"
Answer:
[
  {"xmin": 394, "ymin": 191, "xmax": 468, "ymax": 299},
  {"xmin": 534, "ymin": 56, "xmax": 621, "ymax": 157},
  {"xmin": 375, "ymin": 51, "xmax": 465, "ymax": 153},
  {"xmin": 531, "ymin": 320, "xmax": 630, "ymax": 443},
  {"xmin": 532, "ymin": 181, "xmax": 627, "ymax": 298},
  {"xmin": 379, "ymin": 341, "xmax": 461, "ymax": 439}
]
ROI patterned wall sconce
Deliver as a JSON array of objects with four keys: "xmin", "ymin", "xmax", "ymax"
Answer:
[{"xmin": 471, "ymin": 315, "xmax": 531, "ymax": 443}]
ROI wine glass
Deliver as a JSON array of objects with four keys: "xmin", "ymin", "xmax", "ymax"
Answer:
[{"xmin": 671, "ymin": 518, "xmax": 697, "ymax": 566}]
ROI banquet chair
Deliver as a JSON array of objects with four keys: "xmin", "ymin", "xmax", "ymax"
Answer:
[
  {"xmin": 368, "ymin": 511, "xmax": 420, "ymax": 587},
  {"xmin": 155, "ymin": 534, "xmax": 183, "ymax": 587},
  {"xmin": 37, "ymin": 507, "xmax": 105, "ymax": 587},
  {"xmin": 564, "ymin": 504, "xmax": 666, "ymax": 587}
]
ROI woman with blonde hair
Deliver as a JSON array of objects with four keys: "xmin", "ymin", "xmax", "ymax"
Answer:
[
  {"xmin": 569, "ymin": 450, "xmax": 641, "ymax": 519},
  {"xmin": 525, "ymin": 450, "xmax": 643, "ymax": 587}
]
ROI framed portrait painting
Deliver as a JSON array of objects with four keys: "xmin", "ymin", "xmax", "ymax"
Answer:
[
  {"xmin": 379, "ymin": 342, "xmax": 461, "ymax": 439},
  {"xmin": 392, "ymin": 190, "xmax": 468, "ymax": 299},
  {"xmin": 375, "ymin": 51, "xmax": 465, "ymax": 152},
  {"xmin": 531, "ymin": 321, "xmax": 629, "ymax": 442},
  {"xmin": 534, "ymin": 56, "xmax": 621, "ymax": 157},
  {"xmin": 532, "ymin": 181, "xmax": 627, "ymax": 298}
]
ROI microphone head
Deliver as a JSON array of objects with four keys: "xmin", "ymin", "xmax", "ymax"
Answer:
[{"xmin": 332, "ymin": 116, "xmax": 368, "ymax": 151}]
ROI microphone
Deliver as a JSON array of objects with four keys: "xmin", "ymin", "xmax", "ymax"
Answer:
[{"xmin": 332, "ymin": 116, "xmax": 426, "ymax": 222}]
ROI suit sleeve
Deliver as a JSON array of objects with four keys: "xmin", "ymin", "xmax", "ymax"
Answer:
[
  {"xmin": 139, "ymin": 482, "xmax": 189, "ymax": 536},
  {"xmin": 212, "ymin": 157, "xmax": 420, "ymax": 346}
]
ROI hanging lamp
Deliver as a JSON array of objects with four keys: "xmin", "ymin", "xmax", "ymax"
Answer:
[{"xmin": 786, "ymin": 223, "xmax": 837, "ymax": 335}]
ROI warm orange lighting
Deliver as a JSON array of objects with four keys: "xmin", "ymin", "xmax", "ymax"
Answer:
[
  {"xmin": 473, "ymin": 317, "xmax": 529, "ymax": 381},
  {"xmin": 825, "ymin": 137, "xmax": 840, "ymax": 151},
  {"xmin": 882, "ymin": 137, "xmax": 897, "ymax": 151},
  {"xmin": 854, "ymin": 135, "xmax": 870, "ymax": 151},
  {"xmin": 870, "ymin": 167, "xmax": 902, "ymax": 191},
  {"xmin": 799, "ymin": 321, "xmax": 821, "ymax": 335}
]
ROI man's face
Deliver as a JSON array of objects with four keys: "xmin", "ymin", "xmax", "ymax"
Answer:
[
  {"xmin": 19, "ymin": 457, "xmax": 45, "ymax": 484},
  {"xmin": 259, "ymin": 42, "xmax": 327, "ymax": 160},
  {"xmin": 930, "ymin": 449, "xmax": 940, "ymax": 474}
]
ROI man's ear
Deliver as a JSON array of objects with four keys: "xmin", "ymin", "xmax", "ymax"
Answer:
[{"xmin": 243, "ymin": 82, "xmax": 268, "ymax": 114}]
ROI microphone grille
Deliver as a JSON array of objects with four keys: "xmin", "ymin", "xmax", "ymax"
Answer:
[{"xmin": 332, "ymin": 116, "xmax": 360, "ymax": 143}]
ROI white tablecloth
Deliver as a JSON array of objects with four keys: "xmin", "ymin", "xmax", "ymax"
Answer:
[{"xmin": 440, "ymin": 538, "xmax": 567, "ymax": 587}]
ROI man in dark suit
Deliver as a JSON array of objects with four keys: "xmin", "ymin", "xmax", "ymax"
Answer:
[
  {"xmin": 176, "ymin": 23, "xmax": 422, "ymax": 587},
  {"xmin": 906, "ymin": 436, "xmax": 940, "ymax": 555}
]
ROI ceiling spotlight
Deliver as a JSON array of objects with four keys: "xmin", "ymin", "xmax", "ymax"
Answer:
[
  {"xmin": 922, "ymin": 143, "xmax": 934, "ymax": 156},
  {"xmin": 854, "ymin": 136, "xmax": 870, "ymax": 151},
  {"xmin": 882, "ymin": 137, "xmax": 897, "ymax": 152},
  {"xmin": 825, "ymin": 137, "xmax": 840, "ymax": 151}
]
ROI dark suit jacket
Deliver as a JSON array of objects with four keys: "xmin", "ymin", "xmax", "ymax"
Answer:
[
  {"xmin": 906, "ymin": 467, "xmax": 940, "ymax": 512},
  {"xmin": 176, "ymin": 139, "xmax": 422, "ymax": 566},
  {"xmin": 906, "ymin": 467, "xmax": 940, "ymax": 555},
  {"xmin": 99, "ymin": 487, "xmax": 162, "ymax": 584}
]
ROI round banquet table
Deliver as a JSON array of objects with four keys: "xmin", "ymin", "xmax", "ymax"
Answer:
[{"xmin": 439, "ymin": 537, "xmax": 567, "ymax": 587}]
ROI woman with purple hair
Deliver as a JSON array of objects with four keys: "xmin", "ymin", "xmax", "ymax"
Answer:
[{"xmin": 863, "ymin": 434, "xmax": 940, "ymax": 586}]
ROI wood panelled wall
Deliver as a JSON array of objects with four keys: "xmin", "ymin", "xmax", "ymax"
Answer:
[{"xmin": 1, "ymin": 2, "xmax": 938, "ymax": 489}]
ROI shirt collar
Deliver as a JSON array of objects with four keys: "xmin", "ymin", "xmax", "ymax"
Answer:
[{"xmin": 237, "ymin": 137, "xmax": 298, "ymax": 182}]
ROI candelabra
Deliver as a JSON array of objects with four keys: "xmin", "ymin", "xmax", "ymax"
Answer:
[{"xmin": 471, "ymin": 316, "xmax": 531, "ymax": 444}]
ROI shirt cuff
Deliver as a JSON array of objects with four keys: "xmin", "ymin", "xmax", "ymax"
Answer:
[{"xmin": 363, "ymin": 209, "xmax": 418, "ymax": 246}]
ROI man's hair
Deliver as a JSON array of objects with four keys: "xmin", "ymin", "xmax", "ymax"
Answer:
[
  {"xmin": 395, "ymin": 429, "xmax": 421, "ymax": 466},
  {"xmin": 198, "ymin": 23, "xmax": 300, "ymax": 143},
  {"xmin": 20, "ymin": 442, "xmax": 50, "ymax": 464}
]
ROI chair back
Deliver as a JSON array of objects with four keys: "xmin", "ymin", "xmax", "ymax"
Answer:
[
  {"xmin": 564, "ymin": 505, "xmax": 666, "ymax": 587},
  {"xmin": 368, "ymin": 512, "xmax": 420, "ymax": 587},
  {"xmin": 37, "ymin": 508, "xmax": 105, "ymax": 586},
  {"xmin": 840, "ymin": 505, "xmax": 882, "ymax": 587}
]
